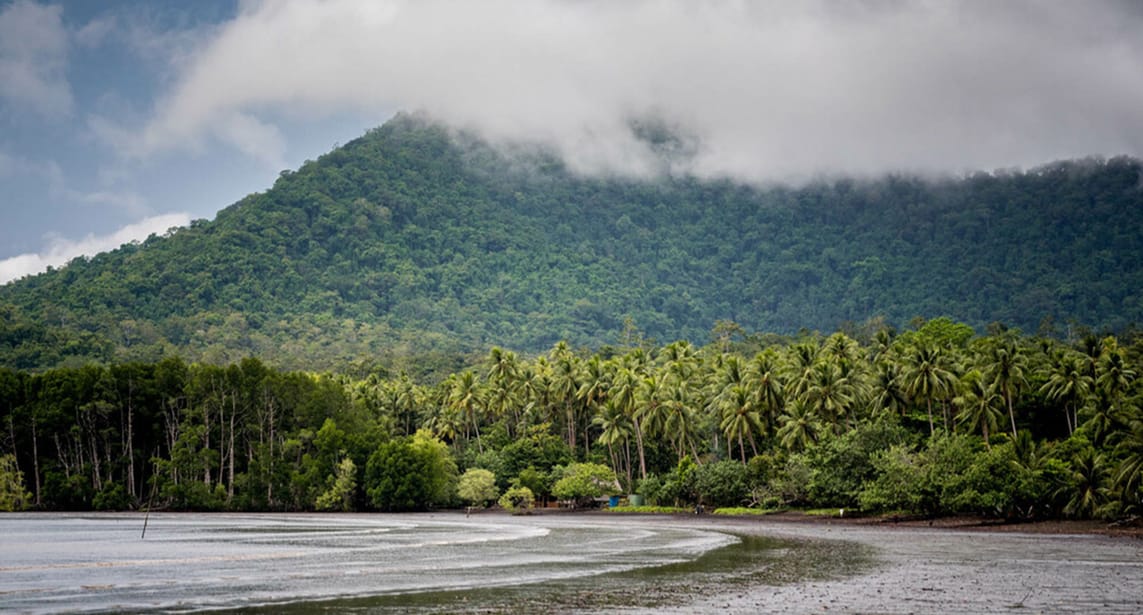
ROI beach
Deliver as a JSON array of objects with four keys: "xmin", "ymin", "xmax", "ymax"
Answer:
[{"xmin": 2, "ymin": 512, "xmax": 1140, "ymax": 614}]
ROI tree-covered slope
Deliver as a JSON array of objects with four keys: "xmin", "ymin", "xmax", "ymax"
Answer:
[{"xmin": 2, "ymin": 114, "xmax": 1142, "ymax": 371}]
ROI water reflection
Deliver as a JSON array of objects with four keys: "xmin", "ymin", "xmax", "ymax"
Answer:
[{"xmin": 288, "ymin": 532, "xmax": 874, "ymax": 614}]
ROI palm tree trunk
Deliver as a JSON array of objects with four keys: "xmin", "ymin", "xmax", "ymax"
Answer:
[
  {"xmin": 582, "ymin": 420, "xmax": 591, "ymax": 460},
  {"xmin": 623, "ymin": 439, "xmax": 633, "ymax": 490},
  {"xmin": 926, "ymin": 398, "xmax": 935, "ymax": 436},
  {"xmin": 606, "ymin": 440, "xmax": 617, "ymax": 486},
  {"xmin": 1005, "ymin": 388, "xmax": 1017, "ymax": 440},
  {"xmin": 633, "ymin": 417, "xmax": 647, "ymax": 481},
  {"xmin": 566, "ymin": 403, "xmax": 576, "ymax": 452}
]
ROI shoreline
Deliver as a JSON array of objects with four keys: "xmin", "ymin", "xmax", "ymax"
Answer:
[
  {"xmin": 712, "ymin": 509, "xmax": 1143, "ymax": 538},
  {"xmin": 23, "ymin": 506, "xmax": 1143, "ymax": 539},
  {"xmin": 498, "ymin": 506, "xmax": 1143, "ymax": 539}
]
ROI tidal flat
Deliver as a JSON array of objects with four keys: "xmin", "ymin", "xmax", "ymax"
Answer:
[{"xmin": 1, "ymin": 512, "xmax": 1140, "ymax": 614}]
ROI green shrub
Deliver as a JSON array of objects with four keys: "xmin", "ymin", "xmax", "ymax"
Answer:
[
  {"xmin": 499, "ymin": 485, "xmax": 535, "ymax": 514},
  {"xmin": 457, "ymin": 468, "xmax": 499, "ymax": 507},
  {"xmin": 692, "ymin": 460, "xmax": 750, "ymax": 508},
  {"xmin": 551, "ymin": 462, "xmax": 619, "ymax": 505}
]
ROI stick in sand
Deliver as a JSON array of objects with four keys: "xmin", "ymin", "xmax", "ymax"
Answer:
[{"xmin": 141, "ymin": 475, "xmax": 158, "ymax": 539}]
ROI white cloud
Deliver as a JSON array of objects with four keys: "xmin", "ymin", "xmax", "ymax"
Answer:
[
  {"xmin": 213, "ymin": 111, "xmax": 287, "ymax": 169},
  {"xmin": 0, "ymin": 0, "xmax": 72, "ymax": 118},
  {"xmin": 124, "ymin": 0, "xmax": 1143, "ymax": 181},
  {"xmin": 0, "ymin": 213, "xmax": 190, "ymax": 285},
  {"xmin": 74, "ymin": 15, "xmax": 117, "ymax": 49}
]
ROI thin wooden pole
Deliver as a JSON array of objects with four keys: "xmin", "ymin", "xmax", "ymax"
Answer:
[{"xmin": 141, "ymin": 467, "xmax": 158, "ymax": 539}]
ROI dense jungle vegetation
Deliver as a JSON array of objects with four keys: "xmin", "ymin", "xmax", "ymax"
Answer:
[
  {"xmin": 2, "ymin": 321, "xmax": 1142, "ymax": 521},
  {"xmin": 2, "ymin": 114, "xmax": 1142, "ymax": 374}
]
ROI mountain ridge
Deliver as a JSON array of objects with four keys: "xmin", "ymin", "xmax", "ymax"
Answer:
[{"xmin": 2, "ymin": 114, "xmax": 1142, "ymax": 373}]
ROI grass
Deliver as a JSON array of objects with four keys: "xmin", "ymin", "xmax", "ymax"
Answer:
[
  {"xmin": 605, "ymin": 505, "xmax": 691, "ymax": 514},
  {"xmin": 711, "ymin": 507, "xmax": 784, "ymax": 516},
  {"xmin": 605, "ymin": 505, "xmax": 859, "ymax": 518}
]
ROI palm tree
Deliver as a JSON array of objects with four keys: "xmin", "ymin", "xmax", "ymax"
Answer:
[
  {"xmin": 1095, "ymin": 337, "xmax": 1137, "ymax": 423},
  {"xmin": 803, "ymin": 361, "xmax": 855, "ymax": 432},
  {"xmin": 747, "ymin": 349, "xmax": 785, "ymax": 436},
  {"xmin": 981, "ymin": 337, "xmax": 1028, "ymax": 440},
  {"xmin": 448, "ymin": 371, "xmax": 485, "ymax": 452},
  {"xmin": 869, "ymin": 360, "xmax": 910, "ymax": 416},
  {"xmin": 661, "ymin": 380, "xmax": 700, "ymax": 464},
  {"xmin": 1062, "ymin": 447, "xmax": 1109, "ymax": 519},
  {"xmin": 485, "ymin": 347, "xmax": 520, "ymax": 436},
  {"xmin": 519, "ymin": 358, "xmax": 553, "ymax": 430},
  {"xmin": 776, "ymin": 399, "xmax": 820, "ymax": 452},
  {"xmin": 486, "ymin": 346, "xmax": 519, "ymax": 385},
  {"xmin": 593, "ymin": 398, "xmax": 634, "ymax": 489},
  {"xmin": 719, "ymin": 384, "xmax": 762, "ymax": 463},
  {"xmin": 869, "ymin": 327, "xmax": 896, "ymax": 364},
  {"xmin": 659, "ymin": 340, "xmax": 697, "ymax": 366},
  {"xmin": 783, "ymin": 339, "xmax": 820, "ymax": 401},
  {"xmin": 902, "ymin": 342, "xmax": 957, "ymax": 436},
  {"xmin": 954, "ymin": 370, "xmax": 1004, "ymax": 449},
  {"xmin": 551, "ymin": 352, "xmax": 582, "ymax": 453},
  {"xmin": 424, "ymin": 404, "xmax": 462, "ymax": 445},
  {"xmin": 635, "ymin": 372, "xmax": 668, "ymax": 450},
  {"xmin": 392, "ymin": 374, "xmax": 423, "ymax": 437},
  {"xmin": 713, "ymin": 354, "xmax": 746, "ymax": 392},
  {"xmin": 610, "ymin": 366, "xmax": 647, "ymax": 481},
  {"xmin": 1039, "ymin": 352, "xmax": 1093, "ymax": 436},
  {"xmin": 575, "ymin": 356, "xmax": 610, "ymax": 457},
  {"xmin": 485, "ymin": 379, "xmax": 522, "ymax": 437},
  {"xmin": 823, "ymin": 332, "xmax": 861, "ymax": 369}
]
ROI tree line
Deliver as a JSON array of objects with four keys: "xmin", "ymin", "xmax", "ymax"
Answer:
[{"xmin": 2, "ymin": 318, "xmax": 1141, "ymax": 519}]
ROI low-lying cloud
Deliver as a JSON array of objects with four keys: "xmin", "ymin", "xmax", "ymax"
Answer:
[
  {"xmin": 0, "ymin": 213, "xmax": 189, "ymax": 285},
  {"xmin": 124, "ymin": 0, "xmax": 1143, "ymax": 180}
]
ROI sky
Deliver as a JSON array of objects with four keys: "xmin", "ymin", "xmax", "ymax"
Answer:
[{"xmin": 2, "ymin": 0, "xmax": 1142, "ymax": 284}]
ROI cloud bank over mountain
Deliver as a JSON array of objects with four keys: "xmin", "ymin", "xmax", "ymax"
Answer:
[
  {"xmin": 4, "ymin": 1, "xmax": 1143, "ymax": 283},
  {"xmin": 135, "ymin": 0, "xmax": 1143, "ymax": 180},
  {"xmin": 0, "ymin": 213, "xmax": 189, "ymax": 284}
]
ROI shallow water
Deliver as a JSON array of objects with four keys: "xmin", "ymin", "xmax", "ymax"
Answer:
[{"xmin": 2, "ymin": 512, "xmax": 836, "ymax": 613}]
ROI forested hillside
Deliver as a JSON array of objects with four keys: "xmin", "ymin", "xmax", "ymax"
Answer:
[{"xmin": 2, "ymin": 113, "xmax": 1142, "ymax": 373}]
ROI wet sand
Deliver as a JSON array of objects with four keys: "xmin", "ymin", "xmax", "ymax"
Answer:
[
  {"xmin": 5, "ymin": 512, "xmax": 1139, "ymax": 613},
  {"xmin": 388, "ymin": 511, "xmax": 1143, "ymax": 614},
  {"xmin": 641, "ymin": 514, "xmax": 1143, "ymax": 614}
]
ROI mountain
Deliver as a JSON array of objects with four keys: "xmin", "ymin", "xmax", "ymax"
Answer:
[{"xmin": 2, "ymin": 114, "xmax": 1143, "ymax": 373}]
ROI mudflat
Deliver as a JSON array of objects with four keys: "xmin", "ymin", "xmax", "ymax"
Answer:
[{"xmin": 634, "ymin": 513, "xmax": 1143, "ymax": 614}]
